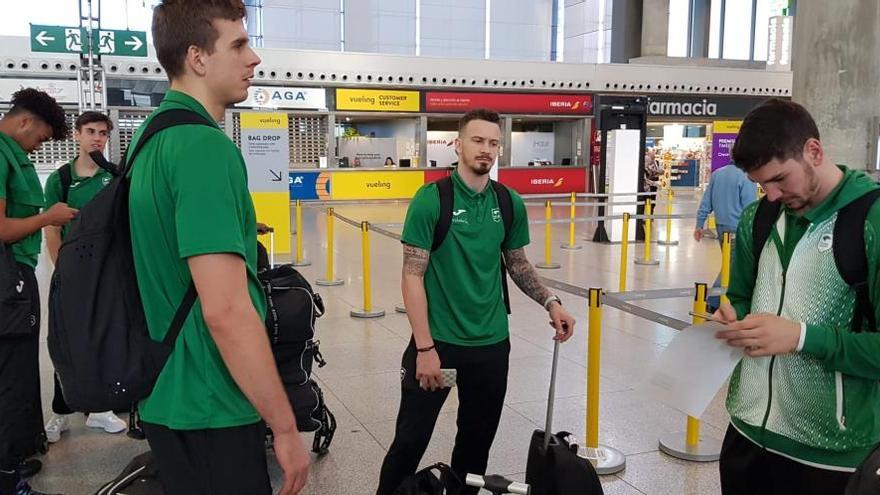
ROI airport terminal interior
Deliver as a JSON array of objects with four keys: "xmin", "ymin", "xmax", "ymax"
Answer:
[{"xmin": 1, "ymin": 0, "xmax": 879, "ymax": 494}]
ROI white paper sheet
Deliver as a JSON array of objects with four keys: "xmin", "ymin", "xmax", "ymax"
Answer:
[{"xmin": 639, "ymin": 321, "xmax": 744, "ymax": 418}]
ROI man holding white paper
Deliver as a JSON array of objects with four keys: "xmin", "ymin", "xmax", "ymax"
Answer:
[{"xmin": 713, "ymin": 99, "xmax": 880, "ymax": 494}]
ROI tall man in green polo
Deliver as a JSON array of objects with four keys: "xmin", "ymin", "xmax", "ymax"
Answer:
[
  {"xmin": 377, "ymin": 108, "xmax": 577, "ymax": 495},
  {"xmin": 0, "ymin": 88, "xmax": 77, "ymax": 495},
  {"xmin": 714, "ymin": 98, "xmax": 880, "ymax": 493},
  {"xmin": 43, "ymin": 111, "xmax": 127, "ymax": 444},
  {"xmin": 128, "ymin": 1, "xmax": 309, "ymax": 494}
]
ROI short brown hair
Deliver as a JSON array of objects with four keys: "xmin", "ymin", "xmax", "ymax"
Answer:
[
  {"xmin": 732, "ymin": 98, "xmax": 820, "ymax": 172},
  {"xmin": 75, "ymin": 111, "xmax": 113, "ymax": 132},
  {"xmin": 458, "ymin": 108, "xmax": 501, "ymax": 133},
  {"xmin": 152, "ymin": 0, "xmax": 247, "ymax": 79}
]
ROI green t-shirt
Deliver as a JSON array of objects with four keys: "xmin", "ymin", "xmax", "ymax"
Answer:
[
  {"xmin": 129, "ymin": 90, "xmax": 264, "ymax": 430},
  {"xmin": 0, "ymin": 131, "xmax": 44, "ymax": 268},
  {"xmin": 401, "ymin": 171, "xmax": 530, "ymax": 346},
  {"xmin": 44, "ymin": 160, "xmax": 113, "ymax": 238}
]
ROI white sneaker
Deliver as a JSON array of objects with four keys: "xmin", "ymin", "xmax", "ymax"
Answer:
[
  {"xmin": 45, "ymin": 414, "xmax": 71, "ymax": 443},
  {"xmin": 86, "ymin": 411, "xmax": 127, "ymax": 434}
]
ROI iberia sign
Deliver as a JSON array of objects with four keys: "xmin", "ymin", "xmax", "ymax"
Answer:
[{"xmin": 426, "ymin": 92, "xmax": 593, "ymax": 115}]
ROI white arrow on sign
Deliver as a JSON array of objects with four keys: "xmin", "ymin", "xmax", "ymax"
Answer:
[
  {"xmin": 35, "ymin": 31, "xmax": 55, "ymax": 47},
  {"xmin": 124, "ymin": 36, "xmax": 143, "ymax": 51}
]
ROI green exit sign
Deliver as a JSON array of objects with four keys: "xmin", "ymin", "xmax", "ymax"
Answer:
[{"xmin": 30, "ymin": 24, "xmax": 147, "ymax": 57}]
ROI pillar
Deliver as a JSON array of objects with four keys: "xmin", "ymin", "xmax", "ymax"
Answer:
[{"xmin": 792, "ymin": 1, "xmax": 880, "ymax": 170}]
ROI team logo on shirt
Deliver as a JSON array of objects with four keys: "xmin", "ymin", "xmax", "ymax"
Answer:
[
  {"xmin": 102, "ymin": 176, "xmax": 111, "ymax": 185},
  {"xmin": 452, "ymin": 209, "xmax": 468, "ymax": 224},
  {"xmin": 818, "ymin": 233, "xmax": 833, "ymax": 253},
  {"xmin": 491, "ymin": 208, "xmax": 501, "ymax": 223}
]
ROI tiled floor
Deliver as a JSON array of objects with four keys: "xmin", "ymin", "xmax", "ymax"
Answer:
[{"xmin": 26, "ymin": 191, "xmax": 733, "ymax": 494}]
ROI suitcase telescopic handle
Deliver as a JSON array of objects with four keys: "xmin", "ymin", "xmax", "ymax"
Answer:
[
  {"xmin": 465, "ymin": 474, "xmax": 530, "ymax": 495},
  {"xmin": 543, "ymin": 339, "xmax": 561, "ymax": 450}
]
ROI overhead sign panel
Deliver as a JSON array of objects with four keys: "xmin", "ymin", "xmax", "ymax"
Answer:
[
  {"xmin": 237, "ymin": 86, "xmax": 327, "ymax": 110},
  {"xmin": 30, "ymin": 24, "xmax": 147, "ymax": 57},
  {"xmin": 425, "ymin": 92, "xmax": 593, "ymax": 115},
  {"xmin": 335, "ymin": 89, "xmax": 420, "ymax": 112},
  {"xmin": 646, "ymin": 95, "xmax": 772, "ymax": 119}
]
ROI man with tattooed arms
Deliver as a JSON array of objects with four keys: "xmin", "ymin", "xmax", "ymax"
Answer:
[{"xmin": 376, "ymin": 108, "xmax": 576, "ymax": 495}]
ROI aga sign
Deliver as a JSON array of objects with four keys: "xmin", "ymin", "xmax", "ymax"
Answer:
[{"xmin": 237, "ymin": 86, "xmax": 327, "ymax": 110}]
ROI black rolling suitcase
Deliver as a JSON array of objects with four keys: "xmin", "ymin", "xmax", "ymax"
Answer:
[{"xmin": 525, "ymin": 340, "xmax": 603, "ymax": 495}]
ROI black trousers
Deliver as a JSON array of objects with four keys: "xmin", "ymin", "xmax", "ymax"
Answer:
[
  {"xmin": 376, "ymin": 339, "xmax": 511, "ymax": 495},
  {"xmin": 720, "ymin": 425, "xmax": 852, "ymax": 495},
  {"xmin": 0, "ymin": 264, "xmax": 44, "ymax": 495},
  {"xmin": 142, "ymin": 421, "xmax": 271, "ymax": 495}
]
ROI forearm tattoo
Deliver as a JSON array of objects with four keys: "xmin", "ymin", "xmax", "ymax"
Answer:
[
  {"xmin": 504, "ymin": 248, "xmax": 552, "ymax": 306},
  {"xmin": 402, "ymin": 244, "xmax": 430, "ymax": 277}
]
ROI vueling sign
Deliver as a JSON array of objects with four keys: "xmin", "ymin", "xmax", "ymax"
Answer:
[{"xmin": 238, "ymin": 86, "xmax": 326, "ymax": 110}]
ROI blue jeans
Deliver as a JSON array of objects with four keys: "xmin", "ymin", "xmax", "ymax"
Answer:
[{"xmin": 709, "ymin": 226, "xmax": 736, "ymax": 310}]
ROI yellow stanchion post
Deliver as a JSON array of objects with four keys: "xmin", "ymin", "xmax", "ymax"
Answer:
[
  {"xmin": 658, "ymin": 189, "xmax": 679, "ymax": 246},
  {"xmin": 536, "ymin": 200, "xmax": 561, "ymax": 269},
  {"xmin": 316, "ymin": 208, "xmax": 344, "ymax": 287},
  {"xmin": 577, "ymin": 288, "xmax": 626, "ymax": 474},
  {"xmin": 657, "ymin": 282, "xmax": 722, "ymax": 461},
  {"xmin": 560, "ymin": 192, "xmax": 582, "ymax": 251},
  {"xmin": 292, "ymin": 200, "xmax": 311, "ymax": 267},
  {"xmin": 635, "ymin": 198, "xmax": 659, "ymax": 265},
  {"xmin": 350, "ymin": 221, "xmax": 385, "ymax": 319},
  {"xmin": 618, "ymin": 213, "xmax": 630, "ymax": 292}
]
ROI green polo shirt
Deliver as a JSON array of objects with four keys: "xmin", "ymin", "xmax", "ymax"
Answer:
[
  {"xmin": 44, "ymin": 160, "xmax": 113, "ymax": 238},
  {"xmin": 401, "ymin": 171, "xmax": 530, "ymax": 346},
  {"xmin": 0, "ymin": 131, "xmax": 44, "ymax": 268},
  {"xmin": 128, "ymin": 90, "xmax": 264, "ymax": 430}
]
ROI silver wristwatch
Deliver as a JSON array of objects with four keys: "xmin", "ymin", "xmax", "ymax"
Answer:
[{"xmin": 543, "ymin": 295, "xmax": 562, "ymax": 311}]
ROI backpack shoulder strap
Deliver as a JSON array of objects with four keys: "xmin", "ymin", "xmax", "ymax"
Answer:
[
  {"xmin": 752, "ymin": 197, "xmax": 782, "ymax": 260},
  {"xmin": 58, "ymin": 163, "xmax": 72, "ymax": 204},
  {"xmin": 490, "ymin": 180, "xmax": 514, "ymax": 315},
  {"xmin": 491, "ymin": 180, "xmax": 514, "ymax": 243},
  {"xmin": 431, "ymin": 176, "xmax": 454, "ymax": 252},
  {"xmin": 120, "ymin": 109, "xmax": 213, "ymax": 348},
  {"xmin": 121, "ymin": 109, "xmax": 214, "ymax": 175},
  {"xmin": 833, "ymin": 188, "xmax": 880, "ymax": 332}
]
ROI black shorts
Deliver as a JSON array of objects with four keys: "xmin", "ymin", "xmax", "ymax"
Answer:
[
  {"xmin": 143, "ymin": 421, "xmax": 272, "ymax": 495},
  {"xmin": 0, "ymin": 264, "xmax": 44, "ymax": 467}
]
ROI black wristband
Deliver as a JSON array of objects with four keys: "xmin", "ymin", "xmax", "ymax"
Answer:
[{"xmin": 416, "ymin": 344, "xmax": 435, "ymax": 353}]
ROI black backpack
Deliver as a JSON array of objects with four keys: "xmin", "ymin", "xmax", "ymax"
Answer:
[
  {"xmin": 751, "ymin": 189, "xmax": 880, "ymax": 333},
  {"xmin": 393, "ymin": 462, "xmax": 463, "ymax": 495},
  {"xmin": 48, "ymin": 109, "xmax": 212, "ymax": 412},
  {"xmin": 431, "ymin": 176, "xmax": 514, "ymax": 313}
]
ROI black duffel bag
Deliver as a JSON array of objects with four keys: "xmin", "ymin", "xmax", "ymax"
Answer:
[{"xmin": 260, "ymin": 264, "xmax": 324, "ymax": 345}]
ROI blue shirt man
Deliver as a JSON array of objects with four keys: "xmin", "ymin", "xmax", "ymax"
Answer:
[{"xmin": 694, "ymin": 163, "xmax": 758, "ymax": 309}]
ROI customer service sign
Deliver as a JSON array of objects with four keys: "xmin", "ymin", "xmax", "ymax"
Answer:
[{"xmin": 335, "ymin": 89, "xmax": 421, "ymax": 112}]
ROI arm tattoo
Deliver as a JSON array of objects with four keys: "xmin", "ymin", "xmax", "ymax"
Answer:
[
  {"xmin": 402, "ymin": 244, "xmax": 430, "ymax": 277},
  {"xmin": 503, "ymin": 248, "xmax": 552, "ymax": 306}
]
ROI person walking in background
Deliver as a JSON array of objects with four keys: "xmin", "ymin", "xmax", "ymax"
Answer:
[{"xmin": 694, "ymin": 162, "xmax": 758, "ymax": 310}]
